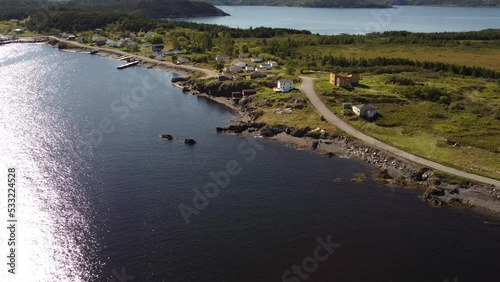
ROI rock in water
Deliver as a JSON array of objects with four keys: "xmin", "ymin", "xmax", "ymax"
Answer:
[
  {"xmin": 160, "ymin": 134, "xmax": 173, "ymax": 140},
  {"xmin": 185, "ymin": 138, "xmax": 196, "ymax": 145}
]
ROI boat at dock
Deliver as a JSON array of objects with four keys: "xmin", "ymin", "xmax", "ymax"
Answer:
[{"xmin": 117, "ymin": 60, "xmax": 139, "ymax": 70}]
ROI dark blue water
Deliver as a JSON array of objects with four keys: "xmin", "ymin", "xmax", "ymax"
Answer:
[{"xmin": 1, "ymin": 44, "xmax": 499, "ymax": 282}]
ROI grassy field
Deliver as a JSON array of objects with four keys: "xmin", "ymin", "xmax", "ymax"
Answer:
[
  {"xmin": 314, "ymin": 71, "xmax": 500, "ymax": 180},
  {"xmin": 233, "ymin": 35, "xmax": 500, "ymax": 72},
  {"xmin": 246, "ymin": 85, "xmax": 339, "ymax": 135}
]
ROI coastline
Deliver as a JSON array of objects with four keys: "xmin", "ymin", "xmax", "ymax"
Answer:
[
  {"xmin": 176, "ymin": 78, "xmax": 500, "ymax": 217},
  {"xmin": 47, "ymin": 36, "xmax": 218, "ymax": 78},
  {"xmin": 35, "ymin": 39, "xmax": 500, "ymax": 217}
]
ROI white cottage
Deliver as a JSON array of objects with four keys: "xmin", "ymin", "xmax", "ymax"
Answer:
[
  {"xmin": 274, "ymin": 80, "xmax": 294, "ymax": 93},
  {"xmin": 267, "ymin": 60, "xmax": 279, "ymax": 67}
]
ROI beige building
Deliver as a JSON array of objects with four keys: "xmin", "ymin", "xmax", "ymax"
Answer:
[{"xmin": 330, "ymin": 73, "xmax": 360, "ymax": 88}]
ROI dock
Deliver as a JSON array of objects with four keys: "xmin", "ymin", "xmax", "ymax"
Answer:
[
  {"xmin": 117, "ymin": 60, "xmax": 139, "ymax": 70},
  {"xmin": 117, "ymin": 55, "xmax": 133, "ymax": 61}
]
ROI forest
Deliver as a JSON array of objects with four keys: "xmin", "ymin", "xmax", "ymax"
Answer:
[{"xmin": 0, "ymin": 0, "xmax": 227, "ymax": 21}]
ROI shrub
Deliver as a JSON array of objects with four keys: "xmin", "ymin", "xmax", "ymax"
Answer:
[{"xmin": 384, "ymin": 75, "xmax": 416, "ymax": 86}]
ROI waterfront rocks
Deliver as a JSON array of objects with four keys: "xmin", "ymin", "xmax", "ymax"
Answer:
[
  {"xmin": 190, "ymin": 80, "xmax": 253, "ymax": 97},
  {"xmin": 411, "ymin": 168, "xmax": 432, "ymax": 182},
  {"xmin": 217, "ymin": 122, "xmax": 265, "ymax": 134},
  {"xmin": 160, "ymin": 134, "xmax": 173, "ymax": 140},
  {"xmin": 377, "ymin": 169, "xmax": 393, "ymax": 179},
  {"xmin": 57, "ymin": 42, "xmax": 68, "ymax": 49},
  {"xmin": 312, "ymin": 141, "xmax": 320, "ymax": 150},
  {"xmin": 289, "ymin": 127, "xmax": 310, "ymax": 138},
  {"xmin": 171, "ymin": 76, "xmax": 190, "ymax": 83},
  {"xmin": 260, "ymin": 126, "xmax": 275, "ymax": 137}
]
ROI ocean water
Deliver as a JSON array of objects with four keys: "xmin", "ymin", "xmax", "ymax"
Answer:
[
  {"xmin": 0, "ymin": 44, "xmax": 499, "ymax": 282},
  {"xmin": 186, "ymin": 5, "xmax": 500, "ymax": 35}
]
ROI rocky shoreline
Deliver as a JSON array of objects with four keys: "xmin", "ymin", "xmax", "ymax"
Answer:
[{"xmin": 176, "ymin": 78, "xmax": 500, "ymax": 217}]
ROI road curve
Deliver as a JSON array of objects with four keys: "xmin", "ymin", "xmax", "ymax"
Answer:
[
  {"xmin": 299, "ymin": 76, "xmax": 500, "ymax": 188},
  {"xmin": 48, "ymin": 36, "xmax": 218, "ymax": 78}
]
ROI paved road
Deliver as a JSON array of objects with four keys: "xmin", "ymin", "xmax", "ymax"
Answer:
[
  {"xmin": 48, "ymin": 36, "xmax": 218, "ymax": 78},
  {"xmin": 299, "ymin": 76, "xmax": 500, "ymax": 187}
]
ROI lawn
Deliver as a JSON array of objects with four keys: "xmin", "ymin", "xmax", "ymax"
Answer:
[{"xmin": 314, "ymin": 72, "xmax": 500, "ymax": 180}]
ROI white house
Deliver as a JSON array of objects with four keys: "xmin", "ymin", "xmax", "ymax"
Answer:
[
  {"xmin": 267, "ymin": 60, "xmax": 279, "ymax": 67},
  {"xmin": 245, "ymin": 66, "xmax": 254, "ymax": 72},
  {"xmin": 273, "ymin": 80, "xmax": 294, "ymax": 93},
  {"xmin": 226, "ymin": 65, "xmax": 242, "ymax": 73},
  {"xmin": 232, "ymin": 61, "xmax": 246, "ymax": 68},
  {"xmin": 259, "ymin": 63, "xmax": 272, "ymax": 70},
  {"xmin": 251, "ymin": 57, "xmax": 263, "ymax": 63},
  {"xmin": 216, "ymin": 54, "xmax": 231, "ymax": 61},
  {"xmin": 176, "ymin": 58, "xmax": 189, "ymax": 64},
  {"xmin": 352, "ymin": 104, "xmax": 377, "ymax": 119}
]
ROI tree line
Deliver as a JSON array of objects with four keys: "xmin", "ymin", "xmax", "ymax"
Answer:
[{"xmin": 317, "ymin": 55, "xmax": 499, "ymax": 79}]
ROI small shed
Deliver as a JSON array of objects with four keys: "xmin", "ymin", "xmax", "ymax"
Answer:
[
  {"xmin": 242, "ymin": 89, "xmax": 257, "ymax": 96},
  {"xmin": 352, "ymin": 104, "xmax": 377, "ymax": 120},
  {"xmin": 216, "ymin": 54, "xmax": 231, "ymax": 61},
  {"xmin": 250, "ymin": 72, "xmax": 267, "ymax": 79}
]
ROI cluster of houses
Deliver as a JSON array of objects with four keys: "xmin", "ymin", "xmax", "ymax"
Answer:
[
  {"xmin": 150, "ymin": 44, "xmax": 188, "ymax": 63},
  {"xmin": 217, "ymin": 54, "xmax": 280, "ymax": 72},
  {"xmin": 0, "ymin": 26, "xmax": 25, "ymax": 42},
  {"xmin": 218, "ymin": 54, "xmax": 293, "ymax": 93},
  {"xmin": 0, "ymin": 34, "xmax": 17, "ymax": 42}
]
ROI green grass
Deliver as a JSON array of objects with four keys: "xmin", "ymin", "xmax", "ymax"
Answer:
[
  {"xmin": 249, "ymin": 86, "xmax": 340, "ymax": 136},
  {"xmin": 314, "ymin": 72, "xmax": 500, "ymax": 180}
]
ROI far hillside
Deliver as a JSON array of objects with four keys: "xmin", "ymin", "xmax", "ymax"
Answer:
[
  {"xmin": 206, "ymin": 0, "xmax": 499, "ymax": 7},
  {"xmin": 0, "ymin": 0, "xmax": 228, "ymax": 21}
]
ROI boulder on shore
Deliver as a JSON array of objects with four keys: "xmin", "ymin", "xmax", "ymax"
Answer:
[{"xmin": 260, "ymin": 126, "xmax": 275, "ymax": 137}]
